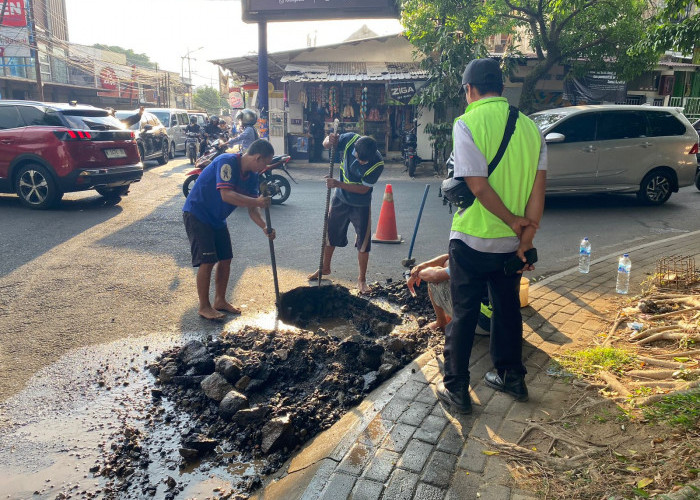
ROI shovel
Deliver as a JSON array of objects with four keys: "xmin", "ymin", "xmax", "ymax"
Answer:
[
  {"xmin": 401, "ymin": 184, "xmax": 430, "ymax": 270},
  {"xmin": 261, "ymin": 185, "xmax": 280, "ymax": 305},
  {"xmin": 317, "ymin": 119, "xmax": 340, "ymax": 287}
]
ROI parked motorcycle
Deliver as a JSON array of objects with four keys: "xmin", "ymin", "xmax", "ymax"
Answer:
[
  {"xmin": 182, "ymin": 139, "xmax": 228, "ymax": 197},
  {"xmin": 185, "ymin": 132, "xmax": 200, "ymax": 165},
  {"xmin": 260, "ymin": 154, "xmax": 296, "ymax": 205},
  {"xmin": 402, "ymin": 119, "xmax": 420, "ymax": 177},
  {"xmin": 182, "ymin": 149, "xmax": 296, "ymax": 205}
]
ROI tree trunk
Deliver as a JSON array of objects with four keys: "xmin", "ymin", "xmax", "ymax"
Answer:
[{"xmin": 518, "ymin": 58, "xmax": 557, "ymax": 114}]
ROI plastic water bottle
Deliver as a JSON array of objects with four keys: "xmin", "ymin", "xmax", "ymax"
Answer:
[
  {"xmin": 616, "ymin": 254, "xmax": 631, "ymax": 294},
  {"xmin": 578, "ymin": 237, "xmax": 591, "ymax": 274}
]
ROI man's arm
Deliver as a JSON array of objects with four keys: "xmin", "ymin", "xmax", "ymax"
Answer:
[
  {"xmin": 247, "ymin": 206, "xmax": 276, "ymax": 240},
  {"xmin": 517, "ymin": 169, "xmax": 546, "ymax": 262},
  {"xmin": 466, "ymin": 177, "xmax": 536, "ymax": 238},
  {"xmin": 219, "ymin": 188, "xmax": 268, "ymax": 209},
  {"xmin": 325, "ymin": 178, "xmax": 371, "ymax": 194}
]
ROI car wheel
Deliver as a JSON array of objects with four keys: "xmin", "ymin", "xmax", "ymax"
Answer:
[
  {"xmin": 157, "ymin": 140, "xmax": 169, "ymax": 165},
  {"xmin": 138, "ymin": 144, "xmax": 145, "ymax": 162},
  {"xmin": 183, "ymin": 174, "xmax": 198, "ymax": 197},
  {"xmin": 169, "ymin": 143, "xmax": 176, "ymax": 159},
  {"xmin": 637, "ymin": 170, "xmax": 673, "ymax": 205},
  {"xmin": 407, "ymin": 157, "xmax": 416, "ymax": 178},
  {"xmin": 96, "ymin": 186, "xmax": 130, "ymax": 198},
  {"xmin": 15, "ymin": 163, "xmax": 62, "ymax": 209}
]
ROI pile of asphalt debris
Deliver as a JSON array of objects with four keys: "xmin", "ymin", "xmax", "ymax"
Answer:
[{"xmin": 100, "ymin": 281, "xmax": 441, "ymax": 498}]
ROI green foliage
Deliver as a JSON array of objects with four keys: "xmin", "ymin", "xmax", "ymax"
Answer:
[
  {"xmin": 193, "ymin": 86, "xmax": 229, "ymax": 116},
  {"xmin": 556, "ymin": 347, "xmax": 636, "ymax": 377},
  {"xmin": 92, "ymin": 44, "xmax": 156, "ymax": 69},
  {"xmin": 643, "ymin": 389, "xmax": 700, "ymax": 430},
  {"xmin": 630, "ymin": 0, "xmax": 700, "ymax": 56}
]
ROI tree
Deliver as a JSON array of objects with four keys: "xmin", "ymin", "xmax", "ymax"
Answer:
[
  {"xmin": 630, "ymin": 0, "xmax": 700, "ymax": 57},
  {"xmin": 401, "ymin": 0, "xmax": 657, "ymax": 115},
  {"xmin": 92, "ymin": 44, "xmax": 156, "ymax": 69},
  {"xmin": 193, "ymin": 86, "xmax": 230, "ymax": 115},
  {"xmin": 492, "ymin": 0, "xmax": 657, "ymax": 113}
]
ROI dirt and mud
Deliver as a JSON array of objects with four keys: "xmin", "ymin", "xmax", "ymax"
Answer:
[{"xmin": 91, "ymin": 281, "xmax": 442, "ymax": 499}]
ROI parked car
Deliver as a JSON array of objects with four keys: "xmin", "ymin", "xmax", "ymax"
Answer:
[
  {"xmin": 144, "ymin": 108, "xmax": 189, "ymax": 158},
  {"xmin": 188, "ymin": 111, "xmax": 208, "ymax": 127},
  {"xmin": 693, "ymin": 119, "xmax": 700, "ymax": 190},
  {"xmin": 0, "ymin": 100, "xmax": 142, "ymax": 209},
  {"xmin": 115, "ymin": 110, "xmax": 169, "ymax": 165},
  {"xmin": 530, "ymin": 105, "xmax": 698, "ymax": 205}
]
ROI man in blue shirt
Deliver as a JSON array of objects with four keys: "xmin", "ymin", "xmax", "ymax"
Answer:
[
  {"xmin": 183, "ymin": 139, "xmax": 276, "ymax": 320},
  {"xmin": 307, "ymin": 133, "xmax": 384, "ymax": 294}
]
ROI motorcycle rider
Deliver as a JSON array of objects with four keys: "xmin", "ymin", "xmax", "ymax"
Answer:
[
  {"xmin": 185, "ymin": 116, "xmax": 202, "ymax": 160},
  {"xmin": 202, "ymin": 115, "xmax": 223, "ymax": 153},
  {"xmin": 228, "ymin": 108, "xmax": 259, "ymax": 153}
]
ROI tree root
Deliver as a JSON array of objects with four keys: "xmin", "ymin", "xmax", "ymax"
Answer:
[
  {"xmin": 636, "ymin": 355, "xmax": 689, "ymax": 369},
  {"xmin": 653, "ymin": 349, "xmax": 700, "ymax": 359},
  {"xmin": 628, "ymin": 381, "xmax": 682, "ymax": 389},
  {"xmin": 637, "ymin": 380, "xmax": 700, "ymax": 406},
  {"xmin": 643, "ymin": 305, "xmax": 700, "ymax": 321},
  {"xmin": 601, "ymin": 311, "xmax": 625, "ymax": 347},
  {"xmin": 598, "ymin": 371, "xmax": 632, "ymax": 397},
  {"xmin": 637, "ymin": 333, "xmax": 700, "ymax": 346},
  {"xmin": 626, "ymin": 369, "xmax": 698, "ymax": 380},
  {"xmin": 630, "ymin": 325, "xmax": 677, "ymax": 341}
]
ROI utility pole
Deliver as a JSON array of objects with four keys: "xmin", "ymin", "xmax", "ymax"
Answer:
[{"xmin": 26, "ymin": 0, "xmax": 43, "ymax": 100}]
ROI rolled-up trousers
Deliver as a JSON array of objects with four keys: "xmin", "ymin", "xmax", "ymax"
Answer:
[{"xmin": 443, "ymin": 239, "xmax": 526, "ymax": 392}]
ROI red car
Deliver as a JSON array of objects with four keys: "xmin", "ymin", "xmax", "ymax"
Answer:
[{"xmin": 0, "ymin": 100, "xmax": 143, "ymax": 209}]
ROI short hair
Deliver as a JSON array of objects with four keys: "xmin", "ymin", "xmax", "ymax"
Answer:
[
  {"xmin": 247, "ymin": 139, "xmax": 274, "ymax": 158},
  {"xmin": 470, "ymin": 80, "xmax": 504, "ymax": 96},
  {"xmin": 354, "ymin": 136, "xmax": 378, "ymax": 161}
]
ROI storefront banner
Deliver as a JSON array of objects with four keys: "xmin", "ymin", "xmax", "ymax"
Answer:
[
  {"xmin": 563, "ymin": 71, "xmax": 627, "ymax": 103},
  {"xmin": 1, "ymin": 1, "xmax": 27, "ymax": 27},
  {"xmin": 0, "ymin": 26, "xmax": 29, "ymax": 57},
  {"xmin": 389, "ymin": 82, "xmax": 416, "ymax": 105}
]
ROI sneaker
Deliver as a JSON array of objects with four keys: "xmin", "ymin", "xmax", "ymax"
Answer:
[
  {"xmin": 484, "ymin": 370, "xmax": 529, "ymax": 402},
  {"xmin": 437, "ymin": 381, "xmax": 472, "ymax": 414}
]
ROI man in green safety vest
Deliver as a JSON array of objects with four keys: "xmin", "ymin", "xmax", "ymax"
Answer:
[{"xmin": 437, "ymin": 58, "xmax": 547, "ymax": 414}]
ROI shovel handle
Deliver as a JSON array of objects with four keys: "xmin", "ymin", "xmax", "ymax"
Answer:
[
  {"xmin": 318, "ymin": 119, "xmax": 340, "ymax": 287},
  {"xmin": 264, "ymin": 199, "xmax": 280, "ymax": 305},
  {"xmin": 406, "ymin": 184, "xmax": 430, "ymax": 263}
]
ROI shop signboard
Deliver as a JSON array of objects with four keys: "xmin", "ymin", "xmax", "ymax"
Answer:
[
  {"xmin": 0, "ymin": 26, "xmax": 30, "ymax": 58},
  {"xmin": 242, "ymin": 0, "xmax": 399, "ymax": 23},
  {"xmin": 388, "ymin": 82, "xmax": 416, "ymax": 105},
  {"xmin": 1, "ymin": 1, "xmax": 27, "ymax": 27}
]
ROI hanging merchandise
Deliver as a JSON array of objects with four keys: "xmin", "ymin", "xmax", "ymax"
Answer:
[
  {"xmin": 342, "ymin": 100, "xmax": 354, "ymax": 119},
  {"xmin": 329, "ymin": 86, "xmax": 338, "ymax": 118},
  {"xmin": 361, "ymin": 87, "xmax": 368, "ymax": 120},
  {"xmin": 299, "ymin": 90, "xmax": 308, "ymax": 108},
  {"xmin": 322, "ymin": 85, "xmax": 329, "ymax": 116}
]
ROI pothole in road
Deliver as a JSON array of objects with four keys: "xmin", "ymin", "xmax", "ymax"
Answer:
[{"xmin": 0, "ymin": 281, "xmax": 439, "ymax": 499}]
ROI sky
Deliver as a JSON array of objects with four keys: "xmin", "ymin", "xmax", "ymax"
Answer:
[{"xmin": 64, "ymin": 0, "xmax": 403, "ymax": 88}]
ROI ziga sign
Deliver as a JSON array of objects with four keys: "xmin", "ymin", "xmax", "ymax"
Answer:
[{"xmin": 389, "ymin": 82, "xmax": 416, "ymax": 105}]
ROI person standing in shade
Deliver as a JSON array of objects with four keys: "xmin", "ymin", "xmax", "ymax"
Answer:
[
  {"xmin": 437, "ymin": 58, "xmax": 547, "ymax": 414},
  {"xmin": 307, "ymin": 133, "xmax": 384, "ymax": 295}
]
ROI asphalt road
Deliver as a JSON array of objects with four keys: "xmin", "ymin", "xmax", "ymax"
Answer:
[{"xmin": 1, "ymin": 157, "xmax": 699, "ymax": 399}]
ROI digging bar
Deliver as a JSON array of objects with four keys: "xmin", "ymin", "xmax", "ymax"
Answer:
[
  {"xmin": 318, "ymin": 119, "xmax": 340, "ymax": 287},
  {"xmin": 262, "ymin": 186, "xmax": 280, "ymax": 305}
]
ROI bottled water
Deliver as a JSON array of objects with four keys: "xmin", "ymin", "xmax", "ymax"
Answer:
[
  {"xmin": 616, "ymin": 254, "xmax": 631, "ymax": 294},
  {"xmin": 578, "ymin": 237, "xmax": 591, "ymax": 274}
]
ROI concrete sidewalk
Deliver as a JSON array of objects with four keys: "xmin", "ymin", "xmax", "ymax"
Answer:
[{"xmin": 255, "ymin": 230, "xmax": 700, "ymax": 500}]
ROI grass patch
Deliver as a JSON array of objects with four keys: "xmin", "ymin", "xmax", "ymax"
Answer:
[
  {"xmin": 555, "ymin": 347, "xmax": 636, "ymax": 377},
  {"xmin": 643, "ymin": 389, "xmax": 700, "ymax": 430}
]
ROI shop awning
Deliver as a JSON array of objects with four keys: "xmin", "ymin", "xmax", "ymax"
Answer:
[{"xmin": 280, "ymin": 62, "xmax": 427, "ymax": 82}]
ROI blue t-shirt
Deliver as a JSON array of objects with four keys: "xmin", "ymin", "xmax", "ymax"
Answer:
[
  {"xmin": 183, "ymin": 153, "xmax": 259, "ymax": 228},
  {"xmin": 335, "ymin": 133, "xmax": 384, "ymax": 207}
]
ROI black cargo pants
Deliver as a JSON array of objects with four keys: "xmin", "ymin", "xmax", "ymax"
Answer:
[{"xmin": 443, "ymin": 239, "xmax": 526, "ymax": 393}]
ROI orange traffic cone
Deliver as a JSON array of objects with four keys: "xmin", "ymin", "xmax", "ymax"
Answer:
[{"xmin": 372, "ymin": 184, "xmax": 402, "ymax": 244}]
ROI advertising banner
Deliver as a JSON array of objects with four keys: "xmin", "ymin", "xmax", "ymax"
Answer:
[
  {"xmin": 242, "ymin": 0, "xmax": 399, "ymax": 23},
  {"xmin": 0, "ymin": 26, "xmax": 30, "ymax": 57},
  {"xmin": 1, "ymin": 1, "xmax": 27, "ymax": 27},
  {"xmin": 563, "ymin": 71, "xmax": 627, "ymax": 103}
]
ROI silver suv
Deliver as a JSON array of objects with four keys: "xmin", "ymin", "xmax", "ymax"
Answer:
[
  {"xmin": 144, "ymin": 108, "xmax": 189, "ymax": 158},
  {"xmin": 531, "ymin": 105, "xmax": 699, "ymax": 205}
]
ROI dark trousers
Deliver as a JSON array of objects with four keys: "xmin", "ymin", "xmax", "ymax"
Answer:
[{"xmin": 443, "ymin": 239, "xmax": 525, "ymax": 392}]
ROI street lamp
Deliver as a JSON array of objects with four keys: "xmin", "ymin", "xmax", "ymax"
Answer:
[{"xmin": 181, "ymin": 46, "xmax": 204, "ymax": 108}]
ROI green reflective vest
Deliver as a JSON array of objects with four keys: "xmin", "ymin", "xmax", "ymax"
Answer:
[{"xmin": 451, "ymin": 97, "xmax": 541, "ymax": 239}]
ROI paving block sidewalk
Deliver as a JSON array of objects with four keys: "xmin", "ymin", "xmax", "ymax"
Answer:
[{"xmin": 256, "ymin": 231, "xmax": 700, "ymax": 500}]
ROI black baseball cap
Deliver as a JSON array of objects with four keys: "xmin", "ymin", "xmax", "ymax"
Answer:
[{"xmin": 462, "ymin": 58, "xmax": 502, "ymax": 86}]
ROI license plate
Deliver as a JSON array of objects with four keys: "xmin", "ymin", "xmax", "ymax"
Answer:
[{"xmin": 104, "ymin": 148, "xmax": 127, "ymax": 159}]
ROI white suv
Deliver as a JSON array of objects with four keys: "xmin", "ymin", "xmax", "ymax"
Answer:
[
  {"xmin": 531, "ymin": 105, "xmax": 698, "ymax": 205},
  {"xmin": 144, "ymin": 108, "xmax": 189, "ymax": 158}
]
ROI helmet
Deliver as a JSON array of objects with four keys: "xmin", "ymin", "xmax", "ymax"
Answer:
[
  {"xmin": 189, "ymin": 116, "xmax": 197, "ymax": 124},
  {"xmin": 210, "ymin": 115, "xmax": 219, "ymax": 124},
  {"xmin": 236, "ymin": 108, "xmax": 258, "ymax": 126}
]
